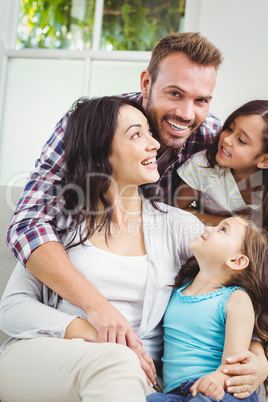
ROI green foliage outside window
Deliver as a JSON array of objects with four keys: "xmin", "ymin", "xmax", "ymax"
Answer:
[
  {"xmin": 17, "ymin": 0, "xmax": 95, "ymax": 49},
  {"xmin": 17, "ymin": 0, "xmax": 185, "ymax": 51}
]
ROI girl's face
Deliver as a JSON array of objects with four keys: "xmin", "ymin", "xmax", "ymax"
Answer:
[
  {"xmin": 110, "ymin": 105, "xmax": 160, "ymax": 189},
  {"xmin": 215, "ymin": 114, "xmax": 266, "ymax": 175},
  {"xmin": 190, "ymin": 217, "xmax": 247, "ymax": 265}
]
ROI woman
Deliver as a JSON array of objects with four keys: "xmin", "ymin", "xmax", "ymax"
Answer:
[{"xmin": 0, "ymin": 97, "xmax": 203, "ymax": 401}]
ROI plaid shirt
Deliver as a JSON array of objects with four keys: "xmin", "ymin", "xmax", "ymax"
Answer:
[{"xmin": 6, "ymin": 92, "xmax": 222, "ymax": 265}]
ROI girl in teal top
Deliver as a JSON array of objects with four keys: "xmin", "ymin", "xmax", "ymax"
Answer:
[{"xmin": 147, "ymin": 217, "xmax": 268, "ymax": 402}]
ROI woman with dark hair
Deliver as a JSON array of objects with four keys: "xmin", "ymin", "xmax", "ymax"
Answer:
[
  {"xmin": 176, "ymin": 100, "xmax": 268, "ymax": 229},
  {"xmin": 0, "ymin": 96, "xmax": 203, "ymax": 401}
]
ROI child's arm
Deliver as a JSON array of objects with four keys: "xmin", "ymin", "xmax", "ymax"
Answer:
[
  {"xmin": 183, "ymin": 207, "xmax": 228, "ymax": 226},
  {"xmin": 175, "ymin": 179, "xmax": 199, "ymax": 209},
  {"xmin": 221, "ymin": 289, "xmax": 254, "ymax": 363},
  {"xmin": 190, "ymin": 289, "xmax": 254, "ymax": 399},
  {"xmin": 175, "ymin": 180, "xmax": 230, "ymax": 225},
  {"xmin": 190, "ymin": 371, "xmax": 229, "ymax": 400}
]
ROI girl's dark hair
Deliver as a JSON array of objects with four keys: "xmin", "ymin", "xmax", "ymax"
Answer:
[
  {"xmin": 206, "ymin": 100, "xmax": 268, "ymax": 229},
  {"xmin": 59, "ymin": 96, "xmax": 157, "ymax": 247},
  {"xmin": 174, "ymin": 221, "xmax": 268, "ymax": 393}
]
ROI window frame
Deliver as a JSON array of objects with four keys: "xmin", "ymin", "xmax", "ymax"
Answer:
[{"xmin": 0, "ymin": 0, "xmax": 152, "ymax": 139}]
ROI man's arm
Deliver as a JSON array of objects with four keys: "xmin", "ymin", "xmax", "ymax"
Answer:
[
  {"xmin": 6, "ymin": 111, "xmax": 69, "ymax": 265},
  {"xmin": 26, "ymin": 242, "xmax": 140, "ymax": 352},
  {"xmin": 65, "ymin": 318, "xmax": 156, "ymax": 386}
]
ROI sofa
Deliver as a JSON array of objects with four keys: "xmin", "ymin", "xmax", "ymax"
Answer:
[
  {"xmin": 0, "ymin": 185, "xmax": 267, "ymax": 400},
  {"xmin": 0, "ymin": 185, "xmax": 22, "ymax": 344}
]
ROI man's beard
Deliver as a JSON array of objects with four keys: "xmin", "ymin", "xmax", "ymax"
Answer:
[{"xmin": 146, "ymin": 103, "xmax": 197, "ymax": 151}]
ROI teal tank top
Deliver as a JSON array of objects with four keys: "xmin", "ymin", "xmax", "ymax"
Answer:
[{"xmin": 162, "ymin": 283, "xmax": 242, "ymax": 393}]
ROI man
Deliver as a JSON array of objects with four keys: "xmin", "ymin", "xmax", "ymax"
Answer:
[{"xmin": 6, "ymin": 32, "xmax": 267, "ymax": 395}]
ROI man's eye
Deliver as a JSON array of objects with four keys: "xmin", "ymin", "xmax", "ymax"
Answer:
[{"xmin": 170, "ymin": 91, "xmax": 179, "ymax": 97}]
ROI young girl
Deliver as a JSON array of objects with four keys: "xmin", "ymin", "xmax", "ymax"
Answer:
[
  {"xmin": 176, "ymin": 100, "xmax": 268, "ymax": 229},
  {"xmin": 147, "ymin": 217, "xmax": 268, "ymax": 402}
]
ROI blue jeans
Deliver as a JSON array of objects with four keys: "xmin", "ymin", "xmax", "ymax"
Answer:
[{"xmin": 146, "ymin": 379, "xmax": 259, "ymax": 402}]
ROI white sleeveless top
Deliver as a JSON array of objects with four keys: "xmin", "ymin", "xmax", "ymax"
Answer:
[{"xmin": 58, "ymin": 240, "xmax": 149, "ymax": 333}]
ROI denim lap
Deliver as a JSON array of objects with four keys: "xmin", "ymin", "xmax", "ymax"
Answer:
[
  {"xmin": 146, "ymin": 379, "xmax": 197, "ymax": 402},
  {"xmin": 147, "ymin": 392, "xmax": 186, "ymax": 401},
  {"xmin": 146, "ymin": 379, "xmax": 258, "ymax": 402},
  {"xmin": 221, "ymin": 390, "xmax": 258, "ymax": 402}
]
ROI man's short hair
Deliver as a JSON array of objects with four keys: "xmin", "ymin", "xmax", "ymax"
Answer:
[{"xmin": 147, "ymin": 32, "xmax": 223, "ymax": 85}]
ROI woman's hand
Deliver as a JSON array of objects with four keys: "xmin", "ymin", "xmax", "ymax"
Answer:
[
  {"xmin": 64, "ymin": 317, "xmax": 98, "ymax": 341},
  {"xmin": 190, "ymin": 371, "xmax": 227, "ymax": 400},
  {"xmin": 221, "ymin": 347, "xmax": 268, "ymax": 399}
]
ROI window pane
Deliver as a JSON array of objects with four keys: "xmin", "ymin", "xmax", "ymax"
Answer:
[
  {"xmin": 17, "ymin": 0, "xmax": 95, "ymax": 50},
  {"xmin": 17, "ymin": 0, "xmax": 185, "ymax": 50},
  {"xmin": 101, "ymin": 0, "xmax": 185, "ymax": 51}
]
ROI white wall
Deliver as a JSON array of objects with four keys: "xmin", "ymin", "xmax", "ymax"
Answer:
[
  {"xmin": 184, "ymin": 0, "xmax": 268, "ymax": 121},
  {"xmin": 0, "ymin": 52, "xmax": 149, "ymax": 186}
]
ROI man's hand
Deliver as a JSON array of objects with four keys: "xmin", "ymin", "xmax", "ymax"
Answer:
[
  {"xmin": 87, "ymin": 305, "xmax": 156, "ymax": 387},
  {"xmin": 86, "ymin": 301, "xmax": 141, "ymax": 354},
  {"xmin": 65, "ymin": 317, "xmax": 156, "ymax": 386},
  {"xmin": 221, "ymin": 349, "xmax": 268, "ymax": 399},
  {"xmin": 137, "ymin": 344, "xmax": 156, "ymax": 387},
  {"xmin": 190, "ymin": 371, "xmax": 226, "ymax": 400}
]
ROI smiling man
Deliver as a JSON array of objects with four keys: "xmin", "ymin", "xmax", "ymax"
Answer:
[
  {"xmin": 137, "ymin": 33, "xmax": 222, "ymax": 203},
  {"xmin": 6, "ymin": 32, "xmax": 267, "ymax": 399}
]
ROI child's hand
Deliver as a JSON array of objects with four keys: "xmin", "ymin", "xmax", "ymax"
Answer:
[{"xmin": 190, "ymin": 371, "xmax": 226, "ymax": 400}]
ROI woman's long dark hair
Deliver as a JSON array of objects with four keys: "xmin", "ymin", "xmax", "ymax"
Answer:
[
  {"xmin": 174, "ymin": 221, "xmax": 268, "ymax": 393},
  {"xmin": 206, "ymin": 100, "xmax": 268, "ymax": 229},
  {"xmin": 58, "ymin": 96, "xmax": 157, "ymax": 248}
]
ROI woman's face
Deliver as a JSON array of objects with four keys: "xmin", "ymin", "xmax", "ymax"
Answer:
[{"xmin": 110, "ymin": 105, "xmax": 160, "ymax": 189}]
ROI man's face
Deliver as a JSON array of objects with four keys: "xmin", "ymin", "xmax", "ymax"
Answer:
[{"xmin": 141, "ymin": 53, "xmax": 217, "ymax": 154}]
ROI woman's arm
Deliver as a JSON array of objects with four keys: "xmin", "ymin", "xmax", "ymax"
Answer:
[
  {"xmin": 0, "ymin": 262, "xmax": 78, "ymax": 338},
  {"xmin": 222, "ymin": 342, "xmax": 268, "ymax": 399},
  {"xmin": 64, "ymin": 317, "xmax": 98, "ymax": 341}
]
